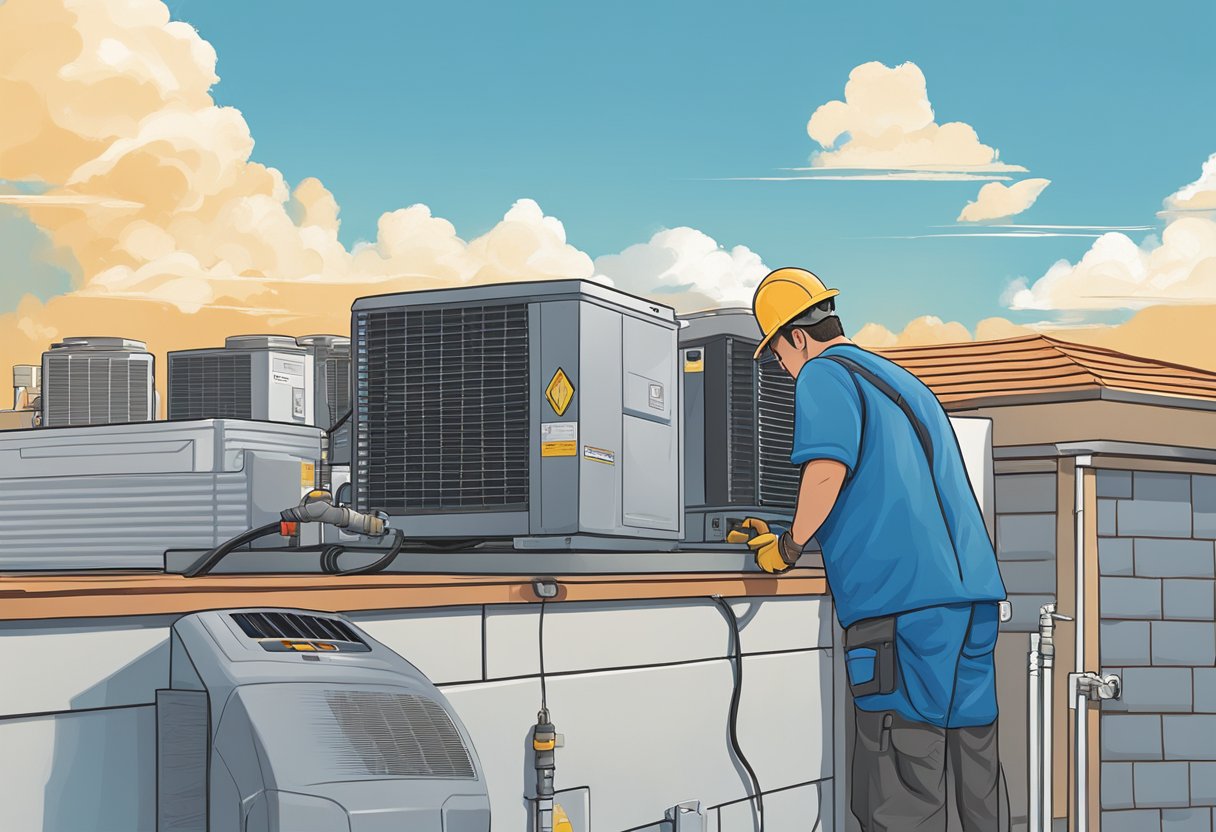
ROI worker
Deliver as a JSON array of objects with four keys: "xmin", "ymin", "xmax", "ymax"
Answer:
[{"xmin": 730, "ymin": 267, "xmax": 1009, "ymax": 832}]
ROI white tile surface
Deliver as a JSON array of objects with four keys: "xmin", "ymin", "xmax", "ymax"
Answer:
[
  {"xmin": 0, "ymin": 706, "xmax": 156, "ymax": 832},
  {"xmin": 0, "ymin": 618, "xmax": 170, "ymax": 717},
  {"xmin": 347, "ymin": 606, "xmax": 483, "ymax": 683}
]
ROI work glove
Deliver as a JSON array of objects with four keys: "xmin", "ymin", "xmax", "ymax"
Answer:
[{"xmin": 726, "ymin": 518, "xmax": 801, "ymax": 574}]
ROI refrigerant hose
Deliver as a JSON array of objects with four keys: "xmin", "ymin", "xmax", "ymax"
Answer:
[
  {"xmin": 182, "ymin": 522, "xmax": 282, "ymax": 578},
  {"xmin": 317, "ymin": 528, "xmax": 406, "ymax": 576},
  {"xmin": 712, "ymin": 596, "xmax": 765, "ymax": 832}
]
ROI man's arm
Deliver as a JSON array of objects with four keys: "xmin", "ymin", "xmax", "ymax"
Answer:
[{"xmin": 789, "ymin": 458, "xmax": 847, "ymax": 547}]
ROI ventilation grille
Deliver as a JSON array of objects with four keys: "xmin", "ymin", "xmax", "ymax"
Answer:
[
  {"xmin": 230, "ymin": 611, "xmax": 364, "ymax": 645},
  {"xmin": 42, "ymin": 354, "xmax": 152, "ymax": 426},
  {"xmin": 316, "ymin": 690, "xmax": 476, "ymax": 779},
  {"xmin": 168, "ymin": 353, "xmax": 252, "ymax": 420},
  {"xmin": 355, "ymin": 304, "xmax": 530, "ymax": 514},
  {"xmin": 725, "ymin": 338, "xmax": 758, "ymax": 503},
  {"xmin": 321, "ymin": 355, "xmax": 351, "ymax": 429},
  {"xmin": 757, "ymin": 358, "xmax": 798, "ymax": 507}
]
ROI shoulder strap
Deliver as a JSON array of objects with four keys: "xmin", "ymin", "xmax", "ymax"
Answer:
[{"xmin": 819, "ymin": 352, "xmax": 964, "ymax": 583}]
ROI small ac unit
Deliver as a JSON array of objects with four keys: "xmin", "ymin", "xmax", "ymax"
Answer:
[
  {"xmin": 168, "ymin": 335, "xmax": 314, "ymax": 425},
  {"xmin": 351, "ymin": 280, "xmax": 682, "ymax": 548},
  {"xmin": 40, "ymin": 336, "xmax": 154, "ymax": 427},
  {"xmin": 679, "ymin": 309, "xmax": 797, "ymax": 543},
  {"xmin": 159, "ymin": 608, "xmax": 489, "ymax": 832}
]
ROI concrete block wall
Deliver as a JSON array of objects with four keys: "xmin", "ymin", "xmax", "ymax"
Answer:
[
  {"xmin": 994, "ymin": 471, "xmax": 1058, "ymax": 631},
  {"xmin": 0, "ymin": 596, "xmax": 835, "ymax": 832},
  {"xmin": 1098, "ymin": 470, "xmax": 1216, "ymax": 832}
]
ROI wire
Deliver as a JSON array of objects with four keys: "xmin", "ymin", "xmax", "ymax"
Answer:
[
  {"xmin": 538, "ymin": 596, "xmax": 549, "ymax": 711},
  {"xmin": 183, "ymin": 522, "xmax": 281, "ymax": 577},
  {"xmin": 712, "ymin": 596, "xmax": 765, "ymax": 832},
  {"xmin": 318, "ymin": 528, "xmax": 406, "ymax": 576}
]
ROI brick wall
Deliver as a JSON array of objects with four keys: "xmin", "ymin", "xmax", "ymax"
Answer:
[
  {"xmin": 1098, "ymin": 470, "xmax": 1216, "ymax": 832},
  {"xmin": 994, "ymin": 471, "xmax": 1058, "ymax": 631}
]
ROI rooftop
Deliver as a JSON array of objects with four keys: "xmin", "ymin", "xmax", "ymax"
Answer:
[{"xmin": 878, "ymin": 334, "xmax": 1216, "ymax": 409}]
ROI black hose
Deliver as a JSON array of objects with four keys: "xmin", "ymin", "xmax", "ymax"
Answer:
[
  {"xmin": 317, "ymin": 528, "xmax": 406, "ymax": 576},
  {"xmin": 712, "ymin": 596, "xmax": 765, "ymax": 832},
  {"xmin": 183, "ymin": 522, "xmax": 282, "ymax": 578}
]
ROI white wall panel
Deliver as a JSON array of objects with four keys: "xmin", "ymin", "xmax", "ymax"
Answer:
[{"xmin": 347, "ymin": 605, "xmax": 483, "ymax": 684}]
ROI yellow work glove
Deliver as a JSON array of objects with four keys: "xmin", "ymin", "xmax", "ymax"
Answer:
[{"xmin": 726, "ymin": 518, "xmax": 794, "ymax": 574}]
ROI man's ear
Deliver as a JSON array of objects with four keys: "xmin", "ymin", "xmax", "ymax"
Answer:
[{"xmin": 791, "ymin": 328, "xmax": 807, "ymax": 352}]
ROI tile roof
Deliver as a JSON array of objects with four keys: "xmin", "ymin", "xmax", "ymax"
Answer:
[{"xmin": 876, "ymin": 334, "xmax": 1216, "ymax": 408}]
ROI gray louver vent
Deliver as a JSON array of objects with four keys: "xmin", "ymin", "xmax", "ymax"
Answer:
[
  {"xmin": 168, "ymin": 353, "xmax": 252, "ymax": 420},
  {"xmin": 230, "ymin": 611, "xmax": 363, "ymax": 644},
  {"xmin": 318, "ymin": 690, "xmax": 476, "ymax": 779},
  {"xmin": 757, "ymin": 358, "xmax": 798, "ymax": 507},
  {"xmin": 43, "ymin": 354, "xmax": 151, "ymax": 426},
  {"xmin": 322, "ymin": 355, "xmax": 351, "ymax": 428},
  {"xmin": 726, "ymin": 338, "xmax": 758, "ymax": 503},
  {"xmin": 355, "ymin": 304, "xmax": 530, "ymax": 514}
]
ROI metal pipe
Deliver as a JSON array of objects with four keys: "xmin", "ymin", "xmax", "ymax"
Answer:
[
  {"xmin": 1028, "ymin": 632, "xmax": 1042, "ymax": 832},
  {"xmin": 1074, "ymin": 684, "xmax": 1091, "ymax": 832},
  {"xmin": 1073, "ymin": 457, "xmax": 1092, "ymax": 832},
  {"xmin": 1037, "ymin": 602, "xmax": 1070, "ymax": 832}
]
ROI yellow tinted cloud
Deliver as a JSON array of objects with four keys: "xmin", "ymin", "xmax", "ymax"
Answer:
[{"xmin": 958, "ymin": 179, "xmax": 1051, "ymax": 223}]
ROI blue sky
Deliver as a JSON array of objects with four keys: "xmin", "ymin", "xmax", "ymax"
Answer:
[{"xmin": 20, "ymin": 0, "xmax": 1216, "ymax": 335}]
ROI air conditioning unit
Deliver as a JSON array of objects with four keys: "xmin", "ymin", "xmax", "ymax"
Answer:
[
  {"xmin": 679, "ymin": 309, "xmax": 797, "ymax": 543},
  {"xmin": 168, "ymin": 336, "xmax": 314, "ymax": 425},
  {"xmin": 351, "ymin": 280, "xmax": 682, "ymax": 549},
  {"xmin": 12, "ymin": 363, "xmax": 41, "ymax": 410},
  {"xmin": 296, "ymin": 335, "xmax": 351, "ymax": 430},
  {"xmin": 0, "ymin": 419, "xmax": 321, "ymax": 570},
  {"xmin": 159, "ymin": 608, "xmax": 489, "ymax": 832},
  {"xmin": 40, "ymin": 337, "xmax": 154, "ymax": 427}
]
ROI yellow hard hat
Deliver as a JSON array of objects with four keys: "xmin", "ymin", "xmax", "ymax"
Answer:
[{"xmin": 750, "ymin": 267, "xmax": 839, "ymax": 359}]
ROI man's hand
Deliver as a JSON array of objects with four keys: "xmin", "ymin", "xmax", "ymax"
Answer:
[{"xmin": 727, "ymin": 518, "xmax": 796, "ymax": 573}]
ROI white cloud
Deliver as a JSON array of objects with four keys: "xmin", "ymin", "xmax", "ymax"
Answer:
[
  {"xmin": 806, "ymin": 61, "xmax": 1026, "ymax": 177},
  {"xmin": 958, "ymin": 178, "xmax": 1051, "ymax": 222},
  {"xmin": 1163, "ymin": 152, "xmax": 1216, "ymax": 213},
  {"xmin": 593, "ymin": 227, "xmax": 768, "ymax": 308}
]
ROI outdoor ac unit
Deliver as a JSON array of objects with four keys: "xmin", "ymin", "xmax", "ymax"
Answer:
[
  {"xmin": 159, "ymin": 608, "xmax": 490, "ymax": 832},
  {"xmin": 0, "ymin": 419, "xmax": 321, "ymax": 570},
  {"xmin": 679, "ymin": 309, "xmax": 797, "ymax": 543},
  {"xmin": 351, "ymin": 280, "xmax": 682, "ymax": 548},
  {"xmin": 168, "ymin": 335, "xmax": 314, "ymax": 426},
  {"xmin": 297, "ymin": 334, "xmax": 351, "ymax": 431},
  {"xmin": 40, "ymin": 336, "xmax": 154, "ymax": 427}
]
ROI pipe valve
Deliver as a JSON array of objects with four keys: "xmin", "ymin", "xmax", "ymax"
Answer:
[{"xmin": 1071, "ymin": 671, "xmax": 1122, "ymax": 704}]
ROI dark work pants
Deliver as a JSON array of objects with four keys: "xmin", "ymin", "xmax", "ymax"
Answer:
[{"xmin": 850, "ymin": 707, "xmax": 1003, "ymax": 832}]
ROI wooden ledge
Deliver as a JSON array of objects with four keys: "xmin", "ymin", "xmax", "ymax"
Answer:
[{"xmin": 0, "ymin": 569, "xmax": 828, "ymax": 621}]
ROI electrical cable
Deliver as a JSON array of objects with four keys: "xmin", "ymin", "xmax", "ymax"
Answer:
[
  {"xmin": 183, "ymin": 522, "xmax": 281, "ymax": 578},
  {"xmin": 538, "ymin": 595, "xmax": 549, "ymax": 711},
  {"xmin": 712, "ymin": 596, "xmax": 765, "ymax": 832},
  {"xmin": 317, "ymin": 528, "xmax": 406, "ymax": 576}
]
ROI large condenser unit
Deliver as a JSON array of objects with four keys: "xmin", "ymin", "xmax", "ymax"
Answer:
[
  {"xmin": 0, "ymin": 419, "xmax": 322, "ymax": 570},
  {"xmin": 679, "ymin": 309, "xmax": 798, "ymax": 543},
  {"xmin": 296, "ymin": 335, "xmax": 352, "ymax": 430},
  {"xmin": 168, "ymin": 335, "xmax": 314, "ymax": 425},
  {"xmin": 158, "ymin": 608, "xmax": 490, "ymax": 832},
  {"xmin": 351, "ymin": 280, "xmax": 682, "ymax": 548},
  {"xmin": 40, "ymin": 336, "xmax": 155, "ymax": 427}
]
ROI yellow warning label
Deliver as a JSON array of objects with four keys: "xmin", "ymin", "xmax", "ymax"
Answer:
[
  {"xmin": 684, "ymin": 358, "xmax": 704, "ymax": 373},
  {"xmin": 300, "ymin": 461, "xmax": 316, "ymax": 487},
  {"xmin": 545, "ymin": 368, "xmax": 575, "ymax": 416},
  {"xmin": 542, "ymin": 441, "xmax": 577, "ymax": 457}
]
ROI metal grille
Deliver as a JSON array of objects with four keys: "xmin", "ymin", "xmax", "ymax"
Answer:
[
  {"xmin": 725, "ymin": 339, "xmax": 758, "ymax": 503},
  {"xmin": 230, "ymin": 611, "xmax": 364, "ymax": 644},
  {"xmin": 757, "ymin": 358, "xmax": 798, "ymax": 507},
  {"xmin": 43, "ymin": 354, "xmax": 151, "ymax": 426},
  {"xmin": 168, "ymin": 353, "xmax": 252, "ymax": 420},
  {"xmin": 355, "ymin": 304, "xmax": 530, "ymax": 514},
  {"xmin": 316, "ymin": 690, "xmax": 475, "ymax": 779},
  {"xmin": 322, "ymin": 355, "xmax": 351, "ymax": 428}
]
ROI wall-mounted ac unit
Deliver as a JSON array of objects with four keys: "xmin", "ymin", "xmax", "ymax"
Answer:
[
  {"xmin": 167, "ymin": 335, "xmax": 314, "ymax": 426},
  {"xmin": 679, "ymin": 309, "xmax": 797, "ymax": 543},
  {"xmin": 351, "ymin": 280, "xmax": 682, "ymax": 549},
  {"xmin": 159, "ymin": 608, "xmax": 489, "ymax": 832},
  {"xmin": 0, "ymin": 419, "xmax": 321, "ymax": 570},
  {"xmin": 40, "ymin": 336, "xmax": 154, "ymax": 427}
]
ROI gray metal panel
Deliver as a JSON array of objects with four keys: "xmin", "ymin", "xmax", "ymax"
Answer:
[
  {"xmin": 682, "ymin": 348, "xmax": 707, "ymax": 507},
  {"xmin": 157, "ymin": 689, "xmax": 209, "ymax": 832},
  {"xmin": 534, "ymin": 300, "xmax": 581, "ymax": 535},
  {"xmin": 621, "ymin": 315, "xmax": 680, "ymax": 532},
  {"xmin": 578, "ymin": 302, "xmax": 624, "ymax": 535},
  {"xmin": 678, "ymin": 308, "xmax": 761, "ymax": 343}
]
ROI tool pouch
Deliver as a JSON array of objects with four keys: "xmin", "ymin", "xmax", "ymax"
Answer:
[{"xmin": 844, "ymin": 615, "xmax": 898, "ymax": 698}]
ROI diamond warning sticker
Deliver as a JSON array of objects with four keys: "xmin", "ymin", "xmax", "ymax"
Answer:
[
  {"xmin": 541, "ymin": 421, "xmax": 578, "ymax": 457},
  {"xmin": 545, "ymin": 368, "xmax": 575, "ymax": 416}
]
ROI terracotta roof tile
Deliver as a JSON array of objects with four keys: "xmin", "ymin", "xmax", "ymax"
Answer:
[{"xmin": 876, "ymin": 334, "xmax": 1216, "ymax": 407}]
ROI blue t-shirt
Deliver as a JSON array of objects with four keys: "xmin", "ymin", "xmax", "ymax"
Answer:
[{"xmin": 791, "ymin": 344, "xmax": 1006, "ymax": 629}]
